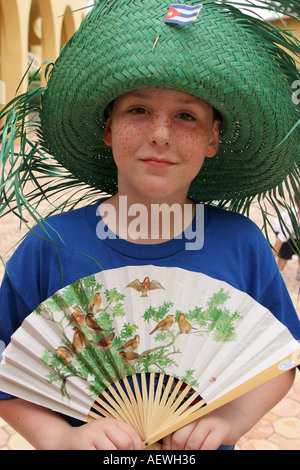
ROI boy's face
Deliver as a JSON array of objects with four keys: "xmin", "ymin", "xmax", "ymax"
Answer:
[{"xmin": 104, "ymin": 88, "xmax": 220, "ymax": 204}]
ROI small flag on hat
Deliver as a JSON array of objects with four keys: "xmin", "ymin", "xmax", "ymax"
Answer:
[{"xmin": 164, "ymin": 4, "xmax": 203, "ymax": 25}]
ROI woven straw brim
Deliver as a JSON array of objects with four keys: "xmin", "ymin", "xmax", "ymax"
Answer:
[{"xmin": 40, "ymin": 0, "xmax": 299, "ymax": 203}]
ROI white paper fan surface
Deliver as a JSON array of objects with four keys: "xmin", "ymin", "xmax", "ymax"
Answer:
[{"xmin": 0, "ymin": 265, "xmax": 299, "ymax": 447}]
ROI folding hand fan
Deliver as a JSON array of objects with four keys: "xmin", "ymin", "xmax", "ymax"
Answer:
[{"xmin": 0, "ymin": 265, "xmax": 299, "ymax": 449}]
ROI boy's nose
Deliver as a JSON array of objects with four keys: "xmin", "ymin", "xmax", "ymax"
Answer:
[{"xmin": 147, "ymin": 115, "xmax": 172, "ymax": 146}]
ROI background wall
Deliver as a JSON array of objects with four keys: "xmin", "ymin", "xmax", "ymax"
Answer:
[{"xmin": 0, "ymin": 0, "xmax": 90, "ymax": 105}]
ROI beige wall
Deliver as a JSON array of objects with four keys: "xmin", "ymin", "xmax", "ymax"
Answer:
[
  {"xmin": 270, "ymin": 17, "xmax": 300, "ymax": 70},
  {"xmin": 0, "ymin": 0, "xmax": 89, "ymax": 105},
  {"xmin": 0, "ymin": 3, "xmax": 298, "ymax": 107}
]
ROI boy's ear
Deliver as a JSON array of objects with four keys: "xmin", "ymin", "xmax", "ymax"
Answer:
[
  {"xmin": 103, "ymin": 108, "xmax": 112, "ymax": 147},
  {"xmin": 206, "ymin": 118, "xmax": 221, "ymax": 159}
]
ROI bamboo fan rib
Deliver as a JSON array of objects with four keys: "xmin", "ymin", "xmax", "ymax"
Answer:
[
  {"xmin": 0, "ymin": 266, "xmax": 299, "ymax": 448},
  {"xmin": 143, "ymin": 350, "xmax": 300, "ymax": 448},
  {"xmin": 88, "ymin": 373, "xmax": 205, "ymax": 443}
]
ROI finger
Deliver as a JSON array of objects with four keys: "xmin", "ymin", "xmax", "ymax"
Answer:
[
  {"xmin": 170, "ymin": 422, "xmax": 214, "ymax": 450},
  {"xmin": 90, "ymin": 418, "xmax": 139, "ymax": 450},
  {"xmin": 163, "ymin": 423, "xmax": 197, "ymax": 450},
  {"xmin": 199, "ymin": 430, "xmax": 224, "ymax": 451},
  {"xmin": 117, "ymin": 421, "xmax": 143, "ymax": 450},
  {"xmin": 94, "ymin": 435, "xmax": 118, "ymax": 450},
  {"xmin": 161, "ymin": 434, "xmax": 172, "ymax": 450},
  {"xmin": 109, "ymin": 420, "xmax": 142, "ymax": 450}
]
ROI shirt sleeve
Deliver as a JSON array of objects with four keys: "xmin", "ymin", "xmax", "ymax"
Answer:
[
  {"xmin": 0, "ymin": 273, "xmax": 34, "ymax": 399},
  {"xmin": 260, "ymin": 269, "xmax": 300, "ymax": 342}
]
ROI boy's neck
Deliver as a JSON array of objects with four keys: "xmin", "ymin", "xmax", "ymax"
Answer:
[{"xmin": 99, "ymin": 194, "xmax": 196, "ymax": 244}]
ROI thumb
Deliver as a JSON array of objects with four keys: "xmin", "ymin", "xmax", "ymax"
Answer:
[{"xmin": 161, "ymin": 434, "xmax": 172, "ymax": 451}]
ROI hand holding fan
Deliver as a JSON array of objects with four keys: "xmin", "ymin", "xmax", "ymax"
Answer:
[{"xmin": 0, "ymin": 266, "xmax": 299, "ymax": 449}]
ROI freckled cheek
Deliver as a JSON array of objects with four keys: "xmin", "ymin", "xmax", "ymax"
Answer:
[
  {"xmin": 111, "ymin": 122, "xmax": 143, "ymax": 159},
  {"xmin": 179, "ymin": 134, "xmax": 207, "ymax": 174}
]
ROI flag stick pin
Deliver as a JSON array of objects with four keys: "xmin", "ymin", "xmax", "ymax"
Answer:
[{"xmin": 152, "ymin": 34, "xmax": 160, "ymax": 51}]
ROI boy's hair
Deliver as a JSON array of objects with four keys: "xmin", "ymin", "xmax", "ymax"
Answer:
[{"xmin": 213, "ymin": 108, "xmax": 222, "ymax": 123}]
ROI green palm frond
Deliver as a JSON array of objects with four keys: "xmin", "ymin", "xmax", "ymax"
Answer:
[{"xmin": 0, "ymin": 66, "xmax": 104, "ymax": 229}]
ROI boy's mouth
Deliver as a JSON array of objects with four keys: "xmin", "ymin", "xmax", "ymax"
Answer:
[{"xmin": 142, "ymin": 157, "xmax": 176, "ymax": 168}]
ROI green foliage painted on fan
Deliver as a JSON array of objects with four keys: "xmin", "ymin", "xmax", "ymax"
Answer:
[
  {"xmin": 179, "ymin": 370, "xmax": 199, "ymax": 389},
  {"xmin": 119, "ymin": 322, "xmax": 139, "ymax": 341},
  {"xmin": 37, "ymin": 273, "xmax": 242, "ymax": 399},
  {"xmin": 143, "ymin": 302, "xmax": 174, "ymax": 324},
  {"xmin": 170, "ymin": 288, "xmax": 242, "ymax": 342}
]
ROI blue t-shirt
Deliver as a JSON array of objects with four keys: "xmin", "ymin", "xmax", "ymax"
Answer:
[
  {"xmin": 0, "ymin": 201, "xmax": 299, "ymax": 449},
  {"xmin": 1, "ymin": 201, "xmax": 299, "ymax": 341}
]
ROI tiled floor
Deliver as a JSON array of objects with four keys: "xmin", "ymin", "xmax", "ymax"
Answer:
[{"xmin": 0, "ymin": 420, "xmax": 34, "ymax": 450}]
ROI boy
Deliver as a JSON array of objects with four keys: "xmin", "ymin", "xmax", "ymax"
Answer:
[{"xmin": 0, "ymin": 0, "xmax": 299, "ymax": 450}]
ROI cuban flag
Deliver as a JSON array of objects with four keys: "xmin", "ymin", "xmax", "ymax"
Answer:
[{"xmin": 164, "ymin": 3, "xmax": 203, "ymax": 25}]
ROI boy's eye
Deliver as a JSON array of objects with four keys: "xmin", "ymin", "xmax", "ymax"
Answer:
[
  {"xmin": 129, "ymin": 107, "xmax": 148, "ymax": 115},
  {"xmin": 177, "ymin": 112, "xmax": 196, "ymax": 121}
]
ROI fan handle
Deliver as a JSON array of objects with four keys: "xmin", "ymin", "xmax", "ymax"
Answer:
[{"xmin": 143, "ymin": 349, "xmax": 300, "ymax": 448}]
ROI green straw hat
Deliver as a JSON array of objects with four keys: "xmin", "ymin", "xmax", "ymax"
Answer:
[
  {"xmin": 0, "ymin": 0, "xmax": 299, "ymax": 224},
  {"xmin": 40, "ymin": 0, "xmax": 299, "ymax": 204}
]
